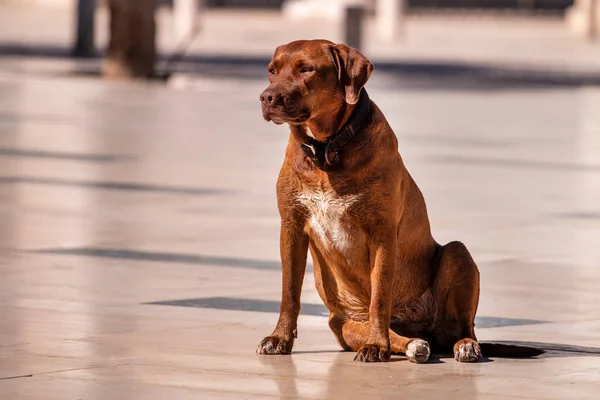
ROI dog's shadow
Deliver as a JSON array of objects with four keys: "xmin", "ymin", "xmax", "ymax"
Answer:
[{"xmin": 482, "ymin": 340, "xmax": 600, "ymax": 359}]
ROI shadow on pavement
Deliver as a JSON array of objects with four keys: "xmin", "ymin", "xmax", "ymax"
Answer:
[{"xmin": 484, "ymin": 341, "xmax": 600, "ymax": 358}]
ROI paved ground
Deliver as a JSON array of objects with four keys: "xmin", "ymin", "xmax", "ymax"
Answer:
[{"xmin": 1, "ymin": 4, "xmax": 600, "ymax": 400}]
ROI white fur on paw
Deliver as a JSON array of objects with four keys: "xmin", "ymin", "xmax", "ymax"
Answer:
[{"xmin": 406, "ymin": 339, "xmax": 430, "ymax": 363}]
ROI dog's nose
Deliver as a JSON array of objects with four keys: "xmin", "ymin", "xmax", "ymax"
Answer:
[{"xmin": 260, "ymin": 88, "xmax": 280, "ymax": 107}]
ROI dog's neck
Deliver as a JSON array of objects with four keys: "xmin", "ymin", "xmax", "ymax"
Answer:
[
  {"xmin": 302, "ymin": 103, "xmax": 355, "ymax": 143},
  {"xmin": 290, "ymin": 90, "xmax": 371, "ymax": 171}
]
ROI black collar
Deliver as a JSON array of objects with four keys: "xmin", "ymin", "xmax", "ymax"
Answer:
[{"xmin": 300, "ymin": 90, "xmax": 371, "ymax": 171}]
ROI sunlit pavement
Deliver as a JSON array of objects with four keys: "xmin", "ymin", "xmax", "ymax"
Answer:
[{"xmin": 1, "ymin": 5, "xmax": 600, "ymax": 400}]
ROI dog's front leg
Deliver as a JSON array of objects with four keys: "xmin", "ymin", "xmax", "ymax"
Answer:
[
  {"xmin": 354, "ymin": 236, "xmax": 395, "ymax": 362},
  {"xmin": 257, "ymin": 217, "xmax": 308, "ymax": 355}
]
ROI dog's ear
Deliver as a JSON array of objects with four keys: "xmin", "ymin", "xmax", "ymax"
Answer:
[{"xmin": 331, "ymin": 44, "xmax": 374, "ymax": 104}]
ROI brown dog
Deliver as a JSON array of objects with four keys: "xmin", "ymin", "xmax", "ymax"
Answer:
[{"xmin": 256, "ymin": 40, "xmax": 541, "ymax": 363}]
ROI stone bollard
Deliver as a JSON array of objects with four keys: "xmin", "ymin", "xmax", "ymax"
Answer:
[
  {"xmin": 173, "ymin": 0, "xmax": 202, "ymax": 45},
  {"xmin": 376, "ymin": 0, "xmax": 405, "ymax": 41},
  {"xmin": 590, "ymin": 0, "xmax": 599, "ymax": 39},
  {"xmin": 566, "ymin": 0, "xmax": 599, "ymax": 40},
  {"xmin": 102, "ymin": 0, "xmax": 157, "ymax": 79},
  {"xmin": 344, "ymin": 5, "xmax": 365, "ymax": 51}
]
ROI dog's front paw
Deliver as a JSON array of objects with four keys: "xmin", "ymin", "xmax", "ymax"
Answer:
[
  {"xmin": 354, "ymin": 344, "xmax": 391, "ymax": 362},
  {"xmin": 454, "ymin": 339, "xmax": 482, "ymax": 363},
  {"xmin": 406, "ymin": 339, "xmax": 430, "ymax": 363},
  {"xmin": 256, "ymin": 336, "xmax": 294, "ymax": 355}
]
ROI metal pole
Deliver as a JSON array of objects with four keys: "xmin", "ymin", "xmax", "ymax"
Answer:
[
  {"xmin": 344, "ymin": 6, "xmax": 365, "ymax": 51},
  {"xmin": 73, "ymin": 0, "xmax": 96, "ymax": 57}
]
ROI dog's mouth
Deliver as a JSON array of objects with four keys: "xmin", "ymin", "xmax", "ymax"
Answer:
[{"xmin": 263, "ymin": 108, "xmax": 310, "ymax": 125}]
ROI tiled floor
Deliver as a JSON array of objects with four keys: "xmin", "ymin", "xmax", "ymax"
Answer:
[{"xmin": 1, "ymin": 34, "xmax": 600, "ymax": 398}]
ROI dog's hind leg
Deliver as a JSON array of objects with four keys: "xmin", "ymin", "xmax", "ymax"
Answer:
[
  {"xmin": 431, "ymin": 241, "xmax": 482, "ymax": 362},
  {"xmin": 328, "ymin": 314, "xmax": 431, "ymax": 363}
]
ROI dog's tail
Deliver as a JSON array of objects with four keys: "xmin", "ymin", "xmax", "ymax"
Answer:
[{"xmin": 480, "ymin": 342, "xmax": 545, "ymax": 358}]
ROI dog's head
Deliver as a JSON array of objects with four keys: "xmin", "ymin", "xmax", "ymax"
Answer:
[{"xmin": 260, "ymin": 40, "xmax": 373, "ymax": 126}]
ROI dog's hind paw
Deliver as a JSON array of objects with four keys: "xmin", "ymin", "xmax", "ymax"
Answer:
[
  {"xmin": 454, "ymin": 339, "xmax": 482, "ymax": 363},
  {"xmin": 256, "ymin": 336, "xmax": 294, "ymax": 355}
]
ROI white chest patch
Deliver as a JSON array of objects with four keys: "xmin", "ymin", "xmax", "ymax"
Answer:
[{"xmin": 297, "ymin": 189, "xmax": 361, "ymax": 252}]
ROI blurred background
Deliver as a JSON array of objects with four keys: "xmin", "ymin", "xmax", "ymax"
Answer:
[
  {"xmin": 0, "ymin": 0, "xmax": 598, "ymax": 80},
  {"xmin": 1, "ymin": 1, "xmax": 600, "ymax": 399}
]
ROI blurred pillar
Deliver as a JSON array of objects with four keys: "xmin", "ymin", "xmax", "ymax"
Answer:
[
  {"xmin": 344, "ymin": 6, "xmax": 365, "ymax": 50},
  {"xmin": 102, "ymin": 0, "xmax": 157, "ymax": 79},
  {"xmin": 376, "ymin": 0, "xmax": 405, "ymax": 41},
  {"xmin": 174, "ymin": 0, "xmax": 202, "ymax": 45},
  {"xmin": 590, "ymin": 0, "xmax": 599, "ymax": 39},
  {"xmin": 73, "ymin": 0, "xmax": 96, "ymax": 57},
  {"xmin": 566, "ymin": 0, "xmax": 599, "ymax": 40}
]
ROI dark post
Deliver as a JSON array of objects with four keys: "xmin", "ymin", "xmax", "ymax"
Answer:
[
  {"xmin": 73, "ymin": 0, "xmax": 96, "ymax": 57},
  {"xmin": 344, "ymin": 6, "xmax": 365, "ymax": 51}
]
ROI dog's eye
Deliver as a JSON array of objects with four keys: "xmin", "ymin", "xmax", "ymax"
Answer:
[
  {"xmin": 268, "ymin": 67, "xmax": 276, "ymax": 75},
  {"xmin": 300, "ymin": 66, "xmax": 315, "ymax": 73}
]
